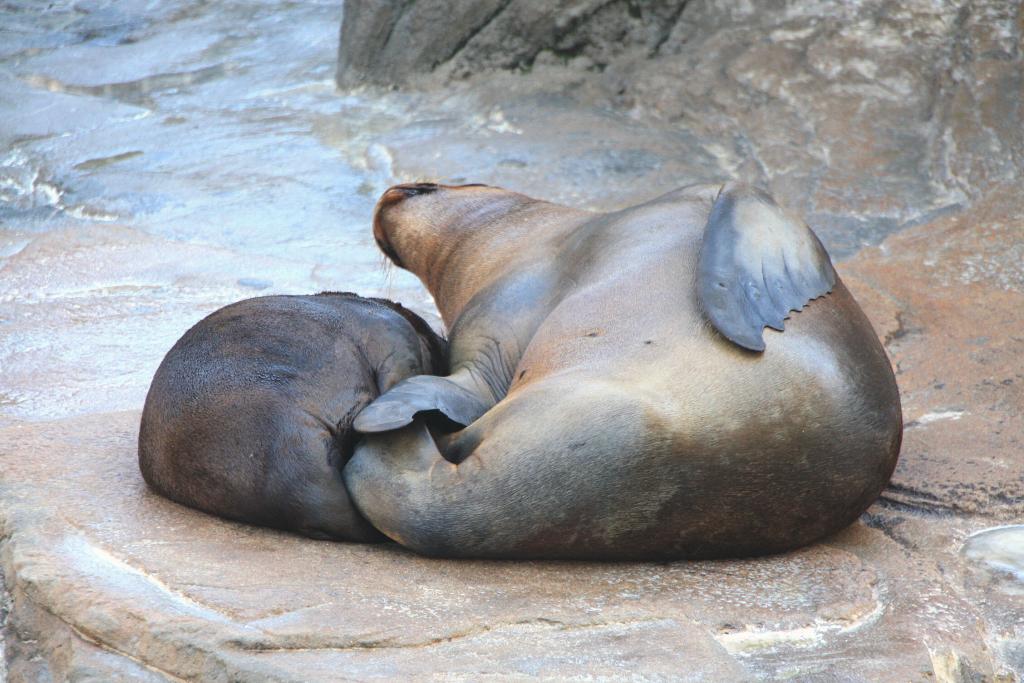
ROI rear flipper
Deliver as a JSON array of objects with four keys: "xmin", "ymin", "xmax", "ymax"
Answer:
[
  {"xmin": 353, "ymin": 374, "xmax": 490, "ymax": 433},
  {"xmin": 698, "ymin": 183, "xmax": 836, "ymax": 352},
  {"xmin": 344, "ymin": 379, "xmax": 674, "ymax": 559},
  {"xmin": 343, "ymin": 372, "xmax": 893, "ymax": 560}
]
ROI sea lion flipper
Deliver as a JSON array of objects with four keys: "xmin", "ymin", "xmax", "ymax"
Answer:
[
  {"xmin": 698, "ymin": 183, "xmax": 836, "ymax": 352},
  {"xmin": 353, "ymin": 375, "xmax": 489, "ymax": 433}
]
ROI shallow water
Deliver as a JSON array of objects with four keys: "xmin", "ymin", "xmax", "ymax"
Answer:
[
  {"xmin": 962, "ymin": 525, "xmax": 1024, "ymax": 597},
  {"xmin": 1, "ymin": 0, "xmax": 733, "ymax": 423},
  {"xmin": 0, "ymin": 0, "xmax": 429, "ymax": 421},
  {"xmin": 2, "ymin": 1, "xmax": 404, "ymax": 261}
]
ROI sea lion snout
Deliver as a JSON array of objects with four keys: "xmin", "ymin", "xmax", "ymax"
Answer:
[
  {"xmin": 372, "ymin": 183, "xmax": 447, "ymax": 263},
  {"xmin": 371, "ymin": 181, "xmax": 501, "ymax": 271},
  {"xmin": 372, "ymin": 185, "xmax": 432, "ymax": 268}
]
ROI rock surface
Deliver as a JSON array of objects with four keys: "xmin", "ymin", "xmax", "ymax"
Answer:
[
  {"xmin": 1, "ymin": 0, "xmax": 1022, "ymax": 679},
  {"xmin": 336, "ymin": 0, "xmax": 689, "ymax": 88},
  {"xmin": 0, "ymin": 406, "xmax": 1017, "ymax": 680},
  {"xmin": 339, "ymin": 0, "xmax": 1023, "ymax": 258},
  {"xmin": 843, "ymin": 184, "xmax": 1024, "ymax": 520}
]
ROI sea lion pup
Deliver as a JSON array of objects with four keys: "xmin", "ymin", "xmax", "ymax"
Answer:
[
  {"xmin": 344, "ymin": 182, "xmax": 902, "ymax": 560},
  {"xmin": 139, "ymin": 293, "xmax": 445, "ymax": 541}
]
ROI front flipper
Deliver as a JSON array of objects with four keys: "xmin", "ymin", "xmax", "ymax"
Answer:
[
  {"xmin": 698, "ymin": 183, "xmax": 836, "ymax": 352},
  {"xmin": 353, "ymin": 375, "xmax": 489, "ymax": 433}
]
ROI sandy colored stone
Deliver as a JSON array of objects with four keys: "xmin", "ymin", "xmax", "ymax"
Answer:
[
  {"xmin": 842, "ymin": 182, "xmax": 1024, "ymax": 519},
  {"xmin": 0, "ymin": 412, "xmax": 893, "ymax": 680},
  {"xmin": 0, "ymin": 224, "xmax": 439, "ymax": 425}
]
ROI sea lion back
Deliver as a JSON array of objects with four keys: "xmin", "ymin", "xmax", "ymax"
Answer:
[{"xmin": 139, "ymin": 293, "xmax": 444, "ymax": 541}]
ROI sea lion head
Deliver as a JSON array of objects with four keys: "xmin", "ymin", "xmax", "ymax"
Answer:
[
  {"xmin": 371, "ymin": 182, "xmax": 591, "ymax": 324},
  {"xmin": 372, "ymin": 182, "xmax": 530, "ymax": 276}
]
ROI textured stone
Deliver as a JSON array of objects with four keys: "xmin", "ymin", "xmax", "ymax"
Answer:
[
  {"xmin": 338, "ymin": 0, "xmax": 1023, "ymax": 258},
  {"xmin": 841, "ymin": 183, "xmax": 1024, "ymax": 519},
  {"xmin": 0, "ymin": 570, "xmax": 7, "ymax": 682},
  {"xmin": 963, "ymin": 526, "xmax": 1024, "ymax": 599},
  {"xmin": 0, "ymin": 411, "xmax": 1010, "ymax": 680},
  {"xmin": 3, "ymin": 192, "xmax": 1023, "ymax": 677},
  {"xmin": 607, "ymin": 0, "xmax": 1023, "ymax": 249},
  {"xmin": 336, "ymin": 0, "xmax": 689, "ymax": 88}
]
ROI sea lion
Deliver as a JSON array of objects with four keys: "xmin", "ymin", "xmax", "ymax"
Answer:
[
  {"xmin": 345, "ymin": 181, "xmax": 902, "ymax": 559},
  {"xmin": 139, "ymin": 292, "xmax": 445, "ymax": 541}
]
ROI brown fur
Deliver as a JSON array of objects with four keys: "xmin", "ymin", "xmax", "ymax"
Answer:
[
  {"xmin": 139, "ymin": 293, "xmax": 444, "ymax": 541},
  {"xmin": 344, "ymin": 184, "xmax": 902, "ymax": 559}
]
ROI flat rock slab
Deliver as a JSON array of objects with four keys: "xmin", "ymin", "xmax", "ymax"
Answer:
[
  {"xmin": 5, "ymin": 185, "xmax": 1023, "ymax": 680},
  {"xmin": 3, "ymin": 189, "xmax": 1023, "ymax": 678},
  {"xmin": 0, "ymin": 411, "xmax": 1009, "ymax": 681},
  {"xmin": 0, "ymin": 113, "xmax": 1021, "ymax": 683}
]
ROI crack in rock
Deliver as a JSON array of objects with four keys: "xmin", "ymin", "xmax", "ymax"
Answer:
[{"xmin": 227, "ymin": 616, "xmax": 685, "ymax": 653}]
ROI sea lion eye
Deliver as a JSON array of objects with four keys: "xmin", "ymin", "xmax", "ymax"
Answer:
[{"xmin": 399, "ymin": 183, "xmax": 438, "ymax": 197}]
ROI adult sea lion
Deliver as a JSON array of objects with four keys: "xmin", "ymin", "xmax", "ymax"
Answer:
[
  {"xmin": 345, "ymin": 182, "xmax": 902, "ymax": 559},
  {"xmin": 139, "ymin": 292, "xmax": 444, "ymax": 541}
]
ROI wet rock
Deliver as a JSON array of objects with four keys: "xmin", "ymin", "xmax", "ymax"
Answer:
[
  {"xmin": 0, "ymin": 73, "xmax": 148, "ymax": 145},
  {"xmin": 0, "ymin": 572, "xmax": 7, "ymax": 682},
  {"xmin": 963, "ymin": 526, "xmax": 1024, "ymax": 597},
  {"xmin": 358, "ymin": 86, "xmax": 722, "ymax": 212},
  {"xmin": 0, "ymin": 226, "xmax": 439, "ymax": 423},
  {"xmin": 606, "ymin": 0, "xmax": 1022, "ymax": 251},
  {"xmin": 336, "ymin": 0, "xmax": 689, "ymax": 88},
  {"xmin": 929, "ymin": 649, "xmax": 993, "ymax": 683},
  {"xmin": 237, "ymin": 277, "xmax": 273, "ymax": 290},
  {"xmin": 339, "ymin": 0, "xmax": 1023, "ymax": 257}
]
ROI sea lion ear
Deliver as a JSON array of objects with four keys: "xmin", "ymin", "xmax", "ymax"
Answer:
[
  {"xmin": 353, "ymin": 375, "xmax": 489, "ymax": 434},
  {"xmin": 697, "ymin": 183, "xmax": 836, "ymax": 352}
]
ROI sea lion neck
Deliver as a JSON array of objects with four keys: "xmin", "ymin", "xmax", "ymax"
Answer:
[{"xmin": 421, "ymin": 200, "xmax": 590, "ymax": 326}]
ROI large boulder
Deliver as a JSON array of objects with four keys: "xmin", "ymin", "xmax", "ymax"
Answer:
[
  {"xmin": 337, "ymin": 0, "xmax": 1022, "ymax": 255},
  {"xmin": 336, "ymin": 0, "xmax": 689, "ymax": 87}
]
